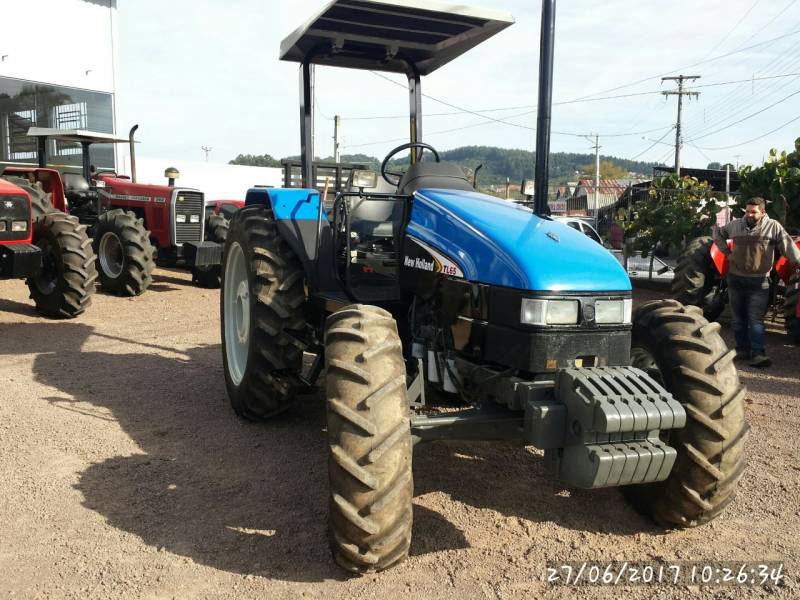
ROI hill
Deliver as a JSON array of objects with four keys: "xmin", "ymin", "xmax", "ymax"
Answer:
[{"xmin": 230, "ymin": 146, "xmax": 662, "ymax": 187}]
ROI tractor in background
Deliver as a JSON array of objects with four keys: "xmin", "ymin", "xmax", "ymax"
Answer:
[
  {"xmin": 672, "ymin": 235, "xmax": 800, "ymax": 343},
  {"xmin": 0, "ymin": 167, "xmax": 96, "ymax": 317},
  {"xmin": 220, "ymin": 0, "xmax": 748, "ymax": 574},
  {"xmin": 3, "ymin": 126, "xmax": 225, "ymax": 295}
]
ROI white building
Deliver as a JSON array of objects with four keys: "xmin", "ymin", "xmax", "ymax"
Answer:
[{"xmin": 0, "ymin": 0, "xmax": 119, "ymax": 172}]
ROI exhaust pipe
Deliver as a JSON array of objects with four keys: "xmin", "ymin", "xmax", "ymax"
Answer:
[
  {"xmin": 534, "ymin": 0, "xmax": 556, "ymax": 217},
  {"xmin": 129, "ymin": 124, "xmax": 139, "ymax": 183}
]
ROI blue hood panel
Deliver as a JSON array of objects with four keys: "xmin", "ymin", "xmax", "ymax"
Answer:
[{"xmin": 407, "ymin": 189, "xmax": 631, "ymax": 292}]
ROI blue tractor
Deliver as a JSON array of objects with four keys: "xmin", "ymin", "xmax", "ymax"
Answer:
[{"xmin": 221, "ymin": 0, "xmax": 748, "ymax": 573}]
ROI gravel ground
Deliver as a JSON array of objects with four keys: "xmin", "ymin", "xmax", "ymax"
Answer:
[{"xmin": 0, "ymin": 271, "xmax": 798, "ymax": 599}]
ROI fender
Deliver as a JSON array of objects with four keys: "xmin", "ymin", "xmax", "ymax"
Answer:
[{"xmin": 244, "ymin": 187, "xmax": 336, "ymax": 292}]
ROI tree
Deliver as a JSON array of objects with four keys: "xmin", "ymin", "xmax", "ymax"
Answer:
[
  {"xmin": 579, "ymin": 159, "xmax": 628, "ymax": 179},
  {"xmin": 707, "ymin": 162, "xmax": 722, "ymax": 170},
  {"xmin": 624, "ymin": 174, "xmax": 727, "ymax": 257},
  {"xmin": 228, "ymin": 153, "xmax": 282, "ymax": 167},
  {"xmin": 739, "ymin": 137, "xmax": 800, "ymax": 231}
]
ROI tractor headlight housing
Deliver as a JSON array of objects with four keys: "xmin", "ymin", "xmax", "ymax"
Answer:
[
  {"xmin": 594, "ymin": 299, "xmax": 632, "ymax": 324},
  {"xmin": 176, "ymin": 214, "xmax": 187, "ymax": 223},
  {"xmin": 11, "ymin": 220, "xmax": 28, "ymax": 232},
  {"xmin": 0, "ymin": 221, "xmax": 6, "ymax": 232},
  {"xmin": 521, "ymin": 298, "xmax": 580, "ymax": 326}
]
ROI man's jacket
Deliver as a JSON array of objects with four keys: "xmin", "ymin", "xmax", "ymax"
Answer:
[{"xmin": 713, "ymin": 215, "xmax": 800, "ymax": 278}]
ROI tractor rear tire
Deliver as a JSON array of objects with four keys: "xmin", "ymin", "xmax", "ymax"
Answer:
[
  {"xmin": 626, "ymin": 299, "xmax": 748, "ymax": 527},
  {"xmin": 220, "ymin": 204, "xmax": 308, "ymax": 420},
  {"xmin": 93, "ymin": 209, "xmax": 155, "ymax": 296},
  {"xmin": 26, "ymin": 212, "xmax": 97, "ymax": 318},
  {"xmin": 672, "ymin": 236, "xmax": 726, "ymax": 321},
  {"xmin": 192, "ymin": 214, "xmax": 229, "ymax": 288},
  {"xmin": 784, "ymin": 270, "xmax": 800, "ymax": 344},
  {"xmin": 324, "ymin": 305, "xmax": 413, "ymax": 573}
]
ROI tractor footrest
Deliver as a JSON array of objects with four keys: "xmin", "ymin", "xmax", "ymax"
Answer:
[
  {"xmin": 0, "ymin": 243, "xmax": 41, "ymax": 279},
  {"xmin": 182, "ymin": 241, "xmax": 222, "ymax": 267},
  {"xmin": 526, "ymin": 366, "xmax": 686, "ymax": 489}
]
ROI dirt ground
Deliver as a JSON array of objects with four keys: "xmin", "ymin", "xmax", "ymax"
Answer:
[{"xmin": 0, "ymin": 270, "xmax": 798, "ymax": 599}]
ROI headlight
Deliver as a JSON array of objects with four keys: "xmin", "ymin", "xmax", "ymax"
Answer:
[
  {"xmin": 595, "ymin": 299, "xmax": 632, "ymax": 324},
  {"xmin": 189, "ymin": 214, "xmax": 200, "ymax": 223},
  {"xmin": 521, "ymin": 298, "xmax": 579, "ymax": 325},
  {"xmin": 11, "ymin": 220, "xmax": 28, "ymax": 232},
  {"xmin": 0, "ymin": 221, "xmax": 6, "ymax": 232},
  {"xmin": 176, "ymin": 214, "xmax": 187, "ymax": 223}
]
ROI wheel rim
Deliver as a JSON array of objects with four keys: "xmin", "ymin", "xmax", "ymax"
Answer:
[
  {"xmin": 224, "ymin": 242, "xmax": 250, "ymax": 386},
  {"xmin": 33, "ymin": 239, "xmax": 57, "ymax": 295},
  {"xmin": 99, "ymin": 231, "xmax": 124, "ymax": 279}
]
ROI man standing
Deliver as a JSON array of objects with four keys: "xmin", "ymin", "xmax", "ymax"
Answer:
[{"xmin": 713, "ymin": 197, "xmax": 800, "ymax": 368}]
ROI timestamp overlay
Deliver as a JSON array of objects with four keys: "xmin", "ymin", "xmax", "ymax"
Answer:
[{"xmin": 545, "ymin": 561, "xmax": 786, "ymax": 586}]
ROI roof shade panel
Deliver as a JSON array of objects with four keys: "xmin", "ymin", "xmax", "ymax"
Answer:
[
  {"xmin": 280, "ymin": 0, "xmax": 514, "ymax": 76},
  {"xmin": 26, "ymin": 127, "xmax": 130, "ymax": 145}
]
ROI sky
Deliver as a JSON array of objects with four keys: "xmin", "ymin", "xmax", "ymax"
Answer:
[{"xmin": 116, "ymin": 0, "xmax": 800, "ymax": 170}]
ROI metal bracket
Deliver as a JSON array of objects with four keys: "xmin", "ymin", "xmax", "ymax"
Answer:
[{"xmin": 406, "ymin": 358, "xmax": 426, "ymax": 409}]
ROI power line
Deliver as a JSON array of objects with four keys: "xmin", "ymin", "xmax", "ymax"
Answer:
[
  {"xmin": 336, "ymin": 72, "xmax": 800, "ymax": 124},
  {"xmin": 563, "ymin": 27, "xmax": 800, "ymax": 104},
  {"xmin": 686, "ymin": 87, "xmax": 800, "ymax": 142},
  {"xmin": 662, "ymin": 75, "xmax": 701, "ymax": 175},
  {"xmin": 691, "ymin": 113, "xmax": 800, "ymax": 150},
  {"xmin": 629, "ymin": 126, "xmax": 677, "ymax": 161},
  {"xmin": 699, "ymin": 0, "xmax": 763, "ymax": 61}
]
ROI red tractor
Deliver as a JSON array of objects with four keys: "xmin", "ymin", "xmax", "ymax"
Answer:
[
  {"xmin": 672, "ymin": 235, "xmax": 800, "ymax": 343},
  {"xmin": 3, "ymin": 126, "xmax": 225, "ymax": 295},
  {"xmin": 0, "ymin": 168, "xmax": 96, "ymax": 317}
]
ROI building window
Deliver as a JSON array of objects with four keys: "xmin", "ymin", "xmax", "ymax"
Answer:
[
  {"xmin": 0, "ymin": 76, "xmax": 114, "ymax": 172},
  {"xmin": 4, "ymin": 109, "xmax": 37, "ymax": 160},
  {"xmin": 51, "ymin": 102, "xmax": 89, "ymax": 157}
]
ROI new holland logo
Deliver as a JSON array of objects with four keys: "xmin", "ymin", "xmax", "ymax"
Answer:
[
  {"xmin": 403, "ymin": 255, "xmax": 435, "ymax": 272},
  {"xmin": 3, "ymin": 201, "xmax": 14, "ymax": 209}
]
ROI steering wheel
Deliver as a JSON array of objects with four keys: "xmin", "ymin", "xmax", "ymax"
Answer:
[{"xmin": 380, "ymin": 142, "xmax": 441, "ymax": 186}]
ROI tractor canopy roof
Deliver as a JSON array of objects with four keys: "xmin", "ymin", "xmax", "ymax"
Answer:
[
  {"xmin": 26, "ymin": 128, "xmax": 132, "ymax": 145},
  {"xmin": 280, "ymin": 0, "xmax": 514, "ymax": 75}
]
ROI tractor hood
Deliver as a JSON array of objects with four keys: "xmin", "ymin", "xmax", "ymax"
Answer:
[{"xmin": 406, "ymin": 189, "xmax": 631, "ymax": 292}]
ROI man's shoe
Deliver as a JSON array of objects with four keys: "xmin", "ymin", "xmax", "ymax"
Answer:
[
  {"xmin": 734, "ymin": 350, "xmax": 750, "ymax": 362},
  {"xmin": 749, "ymin": 355, "xmax": 772, "ymax": 368}
]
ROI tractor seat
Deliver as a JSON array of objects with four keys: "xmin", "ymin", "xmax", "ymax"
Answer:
[
  {"xmin": 397, "ymin": 161, "xmax": 473, "ymax": 195},
  {"xmin": 346, "ymin": 172, "xmax": 403, "ymax": 242},
  {"xmin": 62, "ymin": 173, "xmax": 90, "ymax": 192}
]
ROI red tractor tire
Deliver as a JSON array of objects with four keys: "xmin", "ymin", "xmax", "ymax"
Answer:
[
  {"xmin": 93, "ymin": 209, "xmax": 155, "ymax": 296},
  {"xmin": 671, "ymin": 236, "xmax": 726, "ymax": 321},
  {"xmin": 26, "ymin": 211, "xmax": 97, "ymax": 318}
]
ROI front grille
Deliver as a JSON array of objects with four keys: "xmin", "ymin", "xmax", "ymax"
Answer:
[
  {"xmin": 173, "ymin": 190, "xmax": 204, "ymax": 244},
  {"xmin": 0, "ymin": 195, "xmax": 31, "ymax": 242}
]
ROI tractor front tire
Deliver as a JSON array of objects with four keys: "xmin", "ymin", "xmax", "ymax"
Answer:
[
  {"xmin": 192, "ymin": 214, "xmax": 229, "ymax": 288},
  {"xmin": 26, "ymin": 212, "xmax": 97, "ymax": 318},
  {"xmin": 626, "ymin": 299, "xmax": 748, "ymax": 527},
  {"xmin": 672, "ymin": 236, "xmax": 726, "ymax": 321},
  {"xmin": 784, "ymin": 270, "xmax": 800, "ymax": 344},
  {"xmin": 324, "ymin": 305, "xmax": 413, "ymax": 574},
  {"xmin": 93, "ymin": 209, "xmax": 155, "ymax": 296},
  {"xmin": 220, "ymin": 204, "xmax": 307, "ymax": 420}
]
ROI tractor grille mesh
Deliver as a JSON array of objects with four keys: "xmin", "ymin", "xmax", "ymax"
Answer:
[{"xmin": 173, "ymin": 190, "xmax": 204, "ymax": 244}]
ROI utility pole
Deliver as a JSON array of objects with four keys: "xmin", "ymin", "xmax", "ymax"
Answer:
[
  {"xmin": 333, "ymin": 115, "xmax": 341, "ymax": 163},
  {"xmin": 584, "ymin": 134, "xmax": 601, "ymax": 228},
  {"xmin": 201, "ymin": 145, "xmax": 212, "ymax": 162},
  {"xmin": 661, "ymin": 75, "xmax": 700, "ymax": 177}
]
